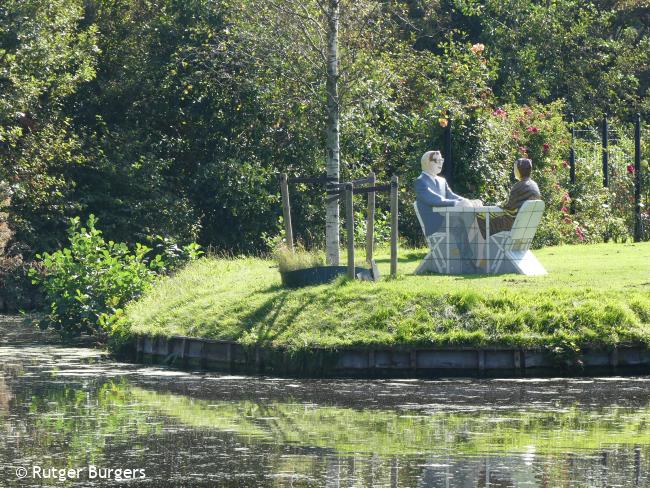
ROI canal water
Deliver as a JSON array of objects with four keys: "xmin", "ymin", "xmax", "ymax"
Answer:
[{"xmin": 2, "ymin": 317, "xmax": 650, "ymax": 487}]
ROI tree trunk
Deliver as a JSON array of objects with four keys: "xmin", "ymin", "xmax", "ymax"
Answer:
[{"xmin": 325, "ymin": 0, "xmax": 340, "ymax": 265}]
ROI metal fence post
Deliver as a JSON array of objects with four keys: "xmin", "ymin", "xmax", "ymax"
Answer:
[
  {"xmin": 635, "ymin": 113, "xmax": 642, "ymax": 242},
  {"xmin": 345, "ymin": 183, "xmax": 355, "ymax": 279},
  {"xmin": 390, "ymin": 176, "xmax": 399, "ymax": 278},
  {"xmin": 279, "ymin": 173, "xmax": 294, "ymax": 251},
  {"xmin": 602, "ymin": 114, "xmax": 609, "ymax": 188},
  {"xmin": 366, "ymin": 171, "xmax": 375, "ymax": 263}
]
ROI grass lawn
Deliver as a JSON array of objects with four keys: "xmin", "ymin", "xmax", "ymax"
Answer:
[{"xmin": 124, "ymin": 242, "xmax": 650, "ymax": 351}]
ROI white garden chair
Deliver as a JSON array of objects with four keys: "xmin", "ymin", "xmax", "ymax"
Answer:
[
  {"xmin": 413, "ymin": 201, "xmax": 447, "ymax": 274},
  {"xmin": 488, "ymin": 199, "xmax": 546, "ymax": 275}
]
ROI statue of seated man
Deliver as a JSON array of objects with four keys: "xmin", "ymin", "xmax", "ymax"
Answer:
[
  {"xmin": 414, "ymin": 150, "xmax": 481, "ymax": 273},
  {"xmin": 477, "ymin": 157, "xmax": 541, "ymax": 239}
]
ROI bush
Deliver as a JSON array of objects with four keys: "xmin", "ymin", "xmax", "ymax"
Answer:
[{"xmin": 30, "ymin": 215, "xmax": 201, "ymax": 339}]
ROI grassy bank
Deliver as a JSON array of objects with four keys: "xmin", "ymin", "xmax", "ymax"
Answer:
[{"xmin": 125, "ymin": 243, "xmax": 650, "ymax": 351}]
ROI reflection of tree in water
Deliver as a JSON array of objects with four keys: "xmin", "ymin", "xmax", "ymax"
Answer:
[{"xmin": 0, "ymin": 373, "xmax": 11, "ymax": 414}]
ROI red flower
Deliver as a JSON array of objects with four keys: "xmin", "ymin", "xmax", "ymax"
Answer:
[
  {"xmin": 575, "ymin": 226, "xmax": 585, "ymax": 241},
  {"xmin": 561, "ymin": 206, "xmax": 569, "ymax": 214},
  {"xmin": 543, "ymin": 143, "xmax": 550, "ymax": 152},
  {"xmin": 518, "ymin": 146, "xmax": 528, "ymax": 155},
  {"xmin": 562, "ymin": 160, "xmax": 569, "ymax": 169},
  {"xmin": 627, "ymin": 164, "xmax": 635, "ymax": 174},
  {"xmin": 492, "ymin": 108, "xmax": 507, "ymax": 118},
  {"xmin": 526, "ymin": 126, "xmax": 539, "ymax": 133},
  {"xmin": 561, "ymin": 193, "xmax": 571, "ymax": 203}
]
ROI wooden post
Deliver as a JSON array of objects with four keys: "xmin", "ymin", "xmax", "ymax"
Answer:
[
  {"xmin": 634, "ymin": 113, "xmax": 642, "ymax": 242},
  {"xmin": 569, "ymin": 113, "xmax": 576, "ymax": 214},
  {"xmin": 602, "ymin": 114, "xmax": 609, "ymax": 188},
  {"xmin": 279, "ymin": 173, "xmax": 294, "ymax": 251},
  {"xmin": 390, "ymin": 175, "xmax": 398, "ymax": 277},
  {"xmin": 366, "ymin": 171, "xmax": 375, "ymax": 263},
  {"xmin": 345, "ymin": 182, "xmax": 355, "ymax": 279}
]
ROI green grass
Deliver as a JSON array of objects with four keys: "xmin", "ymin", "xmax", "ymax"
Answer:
[{"xmin": 125, "ymin": 242, "xmax": 650, "ymax": 351}]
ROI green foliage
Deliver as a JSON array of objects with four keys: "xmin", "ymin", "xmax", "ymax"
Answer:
[
  {"xmin": 29, "ymin": 215, "xmax": 201, "ymax": 339},
  {"xmin": 0, "ymin": 0, "xmax": 648, "ymax": 267},
  {"xmin": 0, "ymin": 0, "xmax": 98, "ymax": 250}
]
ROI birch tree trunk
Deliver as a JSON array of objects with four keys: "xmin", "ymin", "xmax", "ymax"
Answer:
[{"xmin": 325, "ymin": 0, "xmax": 340, "ymax": 265}]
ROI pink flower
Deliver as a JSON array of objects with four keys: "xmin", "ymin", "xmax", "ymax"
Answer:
[
  {"xmin": 523, "ymin": 107, "xmax": 533, "ymax": 116},
  {"xmin": 526, "ymin": 126, "xmax": 539, "ymax": 134},
  {"xmin": 562, "ymin": 160, "xmax": 569, "ymax": 169},
  {"xmin": 561, "ymin": 206, "xmax": 569, "ymax": 214},
  {"xmin": 492, "ymin": 108, "xmax": 507, "ymax": 118},
  {"xmin": 543, "ymin": 143, "xmax": 550, "ymax": 152},
  {"xmin": 575, "ymin": 226, "xmax": 585, "ymax": 241},
  {"xmin": 518, "ymin": 146, "xmax": 528, "ymax": 155},
  {"xmin": 627, "ymin": 164, "xmax": 635, "ymax": 174},
  {"xmin": 561, "ymin": 193, "xmax": 571, "ymax": 203}
]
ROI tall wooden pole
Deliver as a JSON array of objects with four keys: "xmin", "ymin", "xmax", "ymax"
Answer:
[
  {"xmin": 390, "ymin": 175, "xmax": 399, "ymax": 278},
  {"xmin": 634, "ymin": 113, "xmax": 642, "ymax": 242},
  {"xmin": 602, "ymin": 114, "xmax": 609, "ymax": 188},
  {"xmin": 279, "ymin": 173, "xmax": 294, "ymax": 251},
  {"xmin": 366, "ymin": 171, "xmax": 375, "ymax": 263},
  {"xmin": 569, "ymin": 113, "xmax": 576, "ymax": 214},
  {"xmin": 345, "ymin": 183, "xmax": 355, "ymax": 279}
]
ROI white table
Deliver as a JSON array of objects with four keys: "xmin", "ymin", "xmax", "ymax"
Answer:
[{"xmin": 430, "ymin": 206, "xmax": 506, "ymax": 274}]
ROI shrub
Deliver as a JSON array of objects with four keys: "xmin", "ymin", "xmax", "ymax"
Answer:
[{"xmin": 30, "ymin": 215, "xmax": 200, "ymax": 339}]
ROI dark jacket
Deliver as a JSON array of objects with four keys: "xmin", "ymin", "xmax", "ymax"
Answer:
[{"xmin": 414, "ymin": 172, "xmax": 463, "ymax": 235}]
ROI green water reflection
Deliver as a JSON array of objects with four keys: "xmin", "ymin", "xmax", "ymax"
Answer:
[
  {"xmin": 2, "ymin": 374, "xmax": 650, "ymax": 487},
  {"xmin": 1, "ymin": 329, "xmax": 650, "ymax": 487},
  {"xmin": 131, "ymin": 386, "xmax": 650, "ymax": 456}
]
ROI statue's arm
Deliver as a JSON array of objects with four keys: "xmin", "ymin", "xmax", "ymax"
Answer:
[
  {"xmin": 444, "ymin": 180, "xmax": 465, "ymax": 201},
  {"xmin": 415, "ymin": 179, "xmax": 458, "ymax": 207}
]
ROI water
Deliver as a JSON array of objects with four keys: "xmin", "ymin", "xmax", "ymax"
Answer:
[{"xmin": 1, "ymin": 318, "xmax": 650, "ymax": 487}]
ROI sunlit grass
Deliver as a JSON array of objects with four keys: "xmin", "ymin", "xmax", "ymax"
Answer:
[{"xmin": 125, "ymin": 242, "xmax": 650, "ymax": 350}]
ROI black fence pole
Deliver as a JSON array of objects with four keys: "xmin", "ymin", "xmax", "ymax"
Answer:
[
  {"xmin": 443, "ymin": 115, "xmax": 453, "ymax": 183},
  {"xmin": 602, "ymin": 114, "xmax": 609, "ymax": 188},
  {"xmin": 569, "ymin": 113, "xmax": 576, "ymax": 214},
  {"xmin": 634, "ymin": 113, "xmax": 642, "ymax": 242}
]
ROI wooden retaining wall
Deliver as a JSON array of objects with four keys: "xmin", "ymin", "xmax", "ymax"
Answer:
[{"xmin": 133, "ymin": 335, "xmax": 650, "ymax": 377}]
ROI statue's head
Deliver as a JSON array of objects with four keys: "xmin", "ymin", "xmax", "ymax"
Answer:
[
  {"xmin": 514, "ymin": 158, "xmax": 532, "ymax": 181},
  {"xmin": 421, "ymin": 150, "xmax": 444, "ymax": 177}
]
